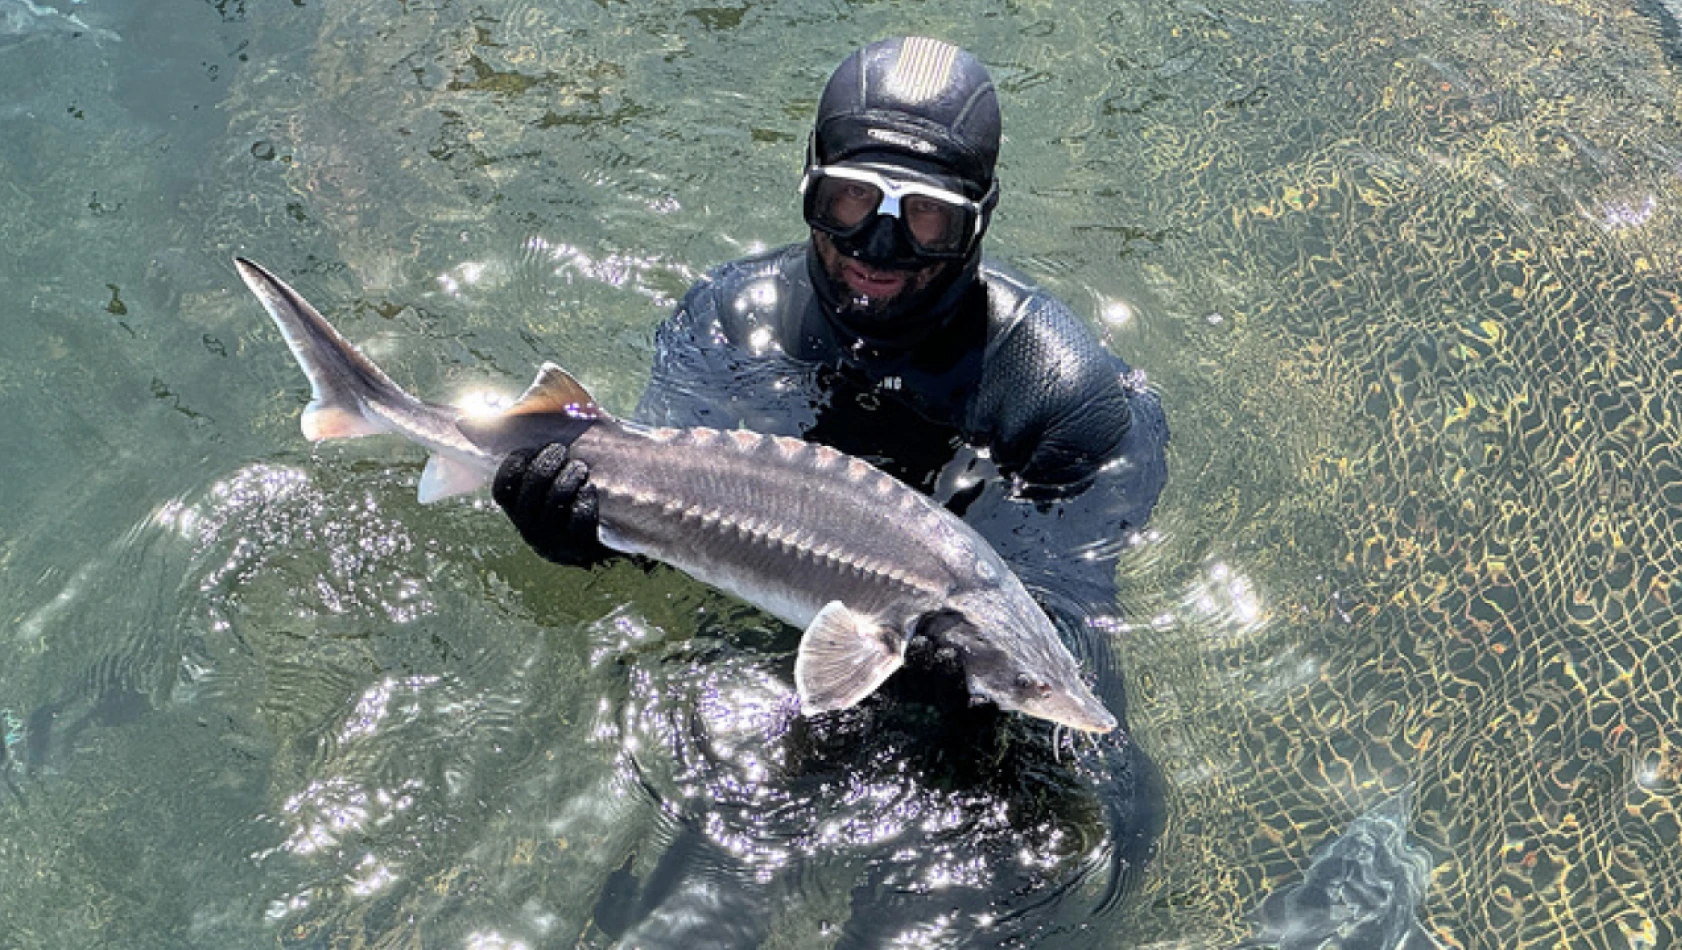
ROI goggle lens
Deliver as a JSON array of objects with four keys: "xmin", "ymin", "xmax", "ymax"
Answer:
[{"xmin": 802, "ymin": 167, "xmax": 981, "ymax": 258}]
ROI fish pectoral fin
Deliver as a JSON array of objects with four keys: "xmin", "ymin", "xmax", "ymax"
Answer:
[
  {"xmin": 794, "ymin": 601, "xmax": 905, "ymax": 716},
  {"xmin": 417, "ymin": 454, "xmax": 487, "ymax": 504}
]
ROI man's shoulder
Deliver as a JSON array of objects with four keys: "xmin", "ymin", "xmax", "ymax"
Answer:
[
  {"xmin": 663, "ymin": 243, "xmax": 809, "ymax": 345},
  {"xmin": 975, "ymin": 256, "xmax": 1042, "ymax": 295},
  {"xmin": 689, "ymin": 243, "xmax": 805, "ymax": 296},
  {"xmin": 965, "ymin": 259, "xmax": 1147, "ymax": 486},
  {"xmin": 974, "ymin": 257, "xmax": 1116, "ymax": 365}
]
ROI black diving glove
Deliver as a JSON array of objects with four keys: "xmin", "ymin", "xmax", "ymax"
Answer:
[{"xmin": 493, "ymin": 443, "xmax": 614, "ymax": 567}]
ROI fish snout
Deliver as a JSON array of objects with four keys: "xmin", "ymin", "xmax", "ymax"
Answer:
[
  {"xmin": 1051, "ymin": 700, "xmax": 1118, "ymax": 735},
  {"xmin": 1019, "ymin": 678, "xmax": 1117, "ymax": 734},
  {"xmin": 978, "ymin": 668, "xmax": 1116, "ymax": 734}
]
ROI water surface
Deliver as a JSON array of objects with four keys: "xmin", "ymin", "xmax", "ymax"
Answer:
[{"xmin": 1, "ymin": 0, "xmax": 1679, "ymax": 947}]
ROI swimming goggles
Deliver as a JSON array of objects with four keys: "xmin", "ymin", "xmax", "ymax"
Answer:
[{"xmin": 799, "ymin": 164, "xmax": 994, "ymax": 259}]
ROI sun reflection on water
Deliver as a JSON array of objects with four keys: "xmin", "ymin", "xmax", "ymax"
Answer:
[{"xmin": 278, "ymin": 774, "xmax": 425, "ymax": 858}]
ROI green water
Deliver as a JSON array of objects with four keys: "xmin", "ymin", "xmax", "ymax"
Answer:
[{"xmin": 2, "ymin": 0, "xmax": 1680, "ymax": 946}]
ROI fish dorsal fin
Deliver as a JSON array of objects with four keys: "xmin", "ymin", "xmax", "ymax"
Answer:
[
  {"xmin": 455, "ymin": 362, "xmax": 605, "ymax": 456},
  {"xmin": 794, "ymin": 601, "xmax": 905, "ymax": 716},
  {"xmin": 507, "ymin": 362, "xmax": 609, "ymax": 421}
]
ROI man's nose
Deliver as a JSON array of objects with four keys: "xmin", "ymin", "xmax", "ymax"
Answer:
[{"xmin": 854, "ymin": 214, "xmax": 913, "ymax": 264}]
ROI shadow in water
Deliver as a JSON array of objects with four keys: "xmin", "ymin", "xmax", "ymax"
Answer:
[{"xmin": 1241, "ymin": 789, "xmax": 1441, "ymax": 950}]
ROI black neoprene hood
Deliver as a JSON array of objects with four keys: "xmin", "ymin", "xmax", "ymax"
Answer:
[{"xmin": 811, "ymin": 36, "xmax": 1002, "ymax": 198}]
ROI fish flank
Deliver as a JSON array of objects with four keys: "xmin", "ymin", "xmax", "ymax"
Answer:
[
  {"xmin": 592, "ymin": 425, "xmax": 935, "ymax": 595},
  {"xmin": 603, "ymin": 480, "xmax": 926, "ymax": 596}
]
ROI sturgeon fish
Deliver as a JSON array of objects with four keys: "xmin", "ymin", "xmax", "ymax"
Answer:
[{"xmin": 234, "ymin": 258, "xmax": 1116, "ymax": 733}]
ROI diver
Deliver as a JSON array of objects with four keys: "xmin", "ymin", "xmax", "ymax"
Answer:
[
  {"xmin": 495, "ymin": 36, "xmax": 1170, "ymax": 946},
  {"xmin": 497, "ymin": 35, "xmax": 1167, "ymax": 615}
]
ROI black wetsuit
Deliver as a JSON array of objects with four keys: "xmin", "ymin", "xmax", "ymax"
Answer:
[
  {"xmin": 602, "ymin": 242, "xmax": 1172, "ymax": 945},
  {"xmin": 635, "ymin": 242, "xmax": 1169, "ymax": 621}
]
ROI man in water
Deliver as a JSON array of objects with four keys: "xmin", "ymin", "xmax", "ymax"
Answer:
[
  {"xmin": 497, "ymin": 35, "xmax": 1167, "ymax": 619},
  {"xmin": 494, "ymin": 35, "xmax": 1170, "ymax": 945}
]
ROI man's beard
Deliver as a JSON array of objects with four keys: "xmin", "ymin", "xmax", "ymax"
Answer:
[{"xmin": 812, "ymin": 232, "xmax": 953, "ymax": 334}]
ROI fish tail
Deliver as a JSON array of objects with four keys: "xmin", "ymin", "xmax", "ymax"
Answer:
[
  {"xmin": 238, "ymin": 257, "xmax": 610, "ymax": 505},
  {"xmin": 234, "ymin": 258, "xmax": 416, "ymax": 443}
]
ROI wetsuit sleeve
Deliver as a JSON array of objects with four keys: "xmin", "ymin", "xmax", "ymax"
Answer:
[
  {"xmin": 634, "ymin": 277, "xmax": 748, "ymax": 430},
  {"xmin": 957, "ymin": 287, "xmax": 1168, "ymax": 612},
  {"xmin": 969, "ymin": 292, "xmax": 1135, "ymax": 491},
  {"xmin": 954, "ymin": 385, "xmax": 1166, "ymax": 615}
]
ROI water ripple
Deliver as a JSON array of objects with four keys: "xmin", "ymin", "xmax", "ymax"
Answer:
[{"xmin": 581, "ymin": 618, "xmax": 1149, "ymax": 946}]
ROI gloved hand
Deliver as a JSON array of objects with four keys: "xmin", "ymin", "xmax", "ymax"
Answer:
[{"xmin": 493, "ymin": 443, "xmax": 613, "ymax": 567}]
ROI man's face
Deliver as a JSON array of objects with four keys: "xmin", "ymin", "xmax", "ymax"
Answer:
[{"xmin": 812, "ymin": 230, "xmax": 954, "ymax": 318}]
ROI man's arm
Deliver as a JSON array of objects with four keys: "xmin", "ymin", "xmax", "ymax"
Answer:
[
  {"xmin": 957, "ymin": 287, "xmax": 1170, "ymax": 610},
  {"xmin": 967, "ymin": 288, "xmax": 1140, "ymax": 489},
  {"xmin": 950, "ymin": 382, "xmax": 1167, "ymax": 614}
]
